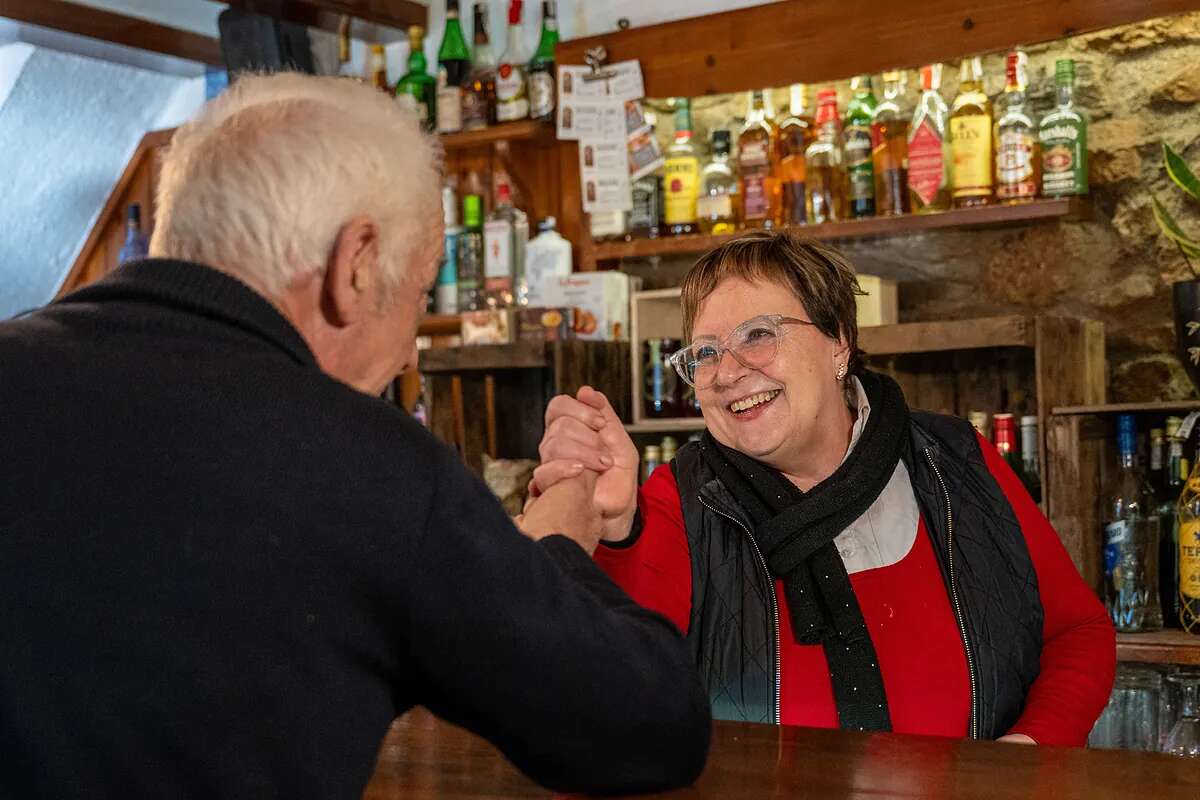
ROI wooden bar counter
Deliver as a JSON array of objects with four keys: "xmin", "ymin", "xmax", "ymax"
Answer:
[{"xmin": 364, "ymin": 708, "xmax": 1200, "ymax": 799}]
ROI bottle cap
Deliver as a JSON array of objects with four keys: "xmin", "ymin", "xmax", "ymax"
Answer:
[
  {"xmin": 882, "ymin": 70, "xmax": 902, "ymax": 82},
  {"xmin": 816, "ymin": 87, "xmax": 838, "ymax": 105},
  {"xmin": 508, "ymin": 0, "xmax": 523, "ymax": 25},
  {"xmin": 407, "ymin": 25, "xmax": 424, "ymax": 47},
  {"xmin": 1055, "ymin": 59, "xmax": 1076, "ymax": 82},
  {"xmin": 968, "ymin": 411, "xmax": 989, "ymax": 433},
  {"xmin": 1020, "ymin": 415, "xmax": 1038, "ymax": 428},
  {"xmin": 644, "ymin": 445, "xmax": 662, "ymax": 459},
  {"xmin": 127, "ymin": 203, "xmax": 142, "ymax": 223},
  {"xmin": 442, "ymin": 185, "xmax": 458, "ymax": 226},
  {"xmin": 538, "ymin": 216, "xmax": 557, "ymax": 231},
  {"xmin": 711, "ymin": 129, "xmax": 731, "ymax": 152},
  {"xmin": 462, "ymin": 194, "xmax": 482, "ymax": 227},
  {"xmin": 496, "ymin": 182, "xmax": 512, "ymax": 205},
  {"xmin": 1167, "ymin": 416, "xmax": 1184, "ymax": 438}
]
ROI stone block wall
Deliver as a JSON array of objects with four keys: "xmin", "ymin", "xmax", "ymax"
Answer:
[{"xmin": 628, "ymin": 11, "xmax": 1200, "ymax": 402}]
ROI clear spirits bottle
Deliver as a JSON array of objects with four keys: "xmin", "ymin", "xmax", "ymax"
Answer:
[
  {"xmin": 483, "ymin": 177, "xmax": 528, "ymax": 307},
  {"xmin": 908, "ymin": 64, "xmax": 952, "ymax": 213},
  {"xmin": 495, "ymin": 0, "xmax": 529, "ymax": 122},
  {"xmin": 697, "ymin": 130, "xmax": 738, "ymax": 234},
  {"xmin": 1104, "ymin": 414, "xmax": 1164, "ymax": 632}
]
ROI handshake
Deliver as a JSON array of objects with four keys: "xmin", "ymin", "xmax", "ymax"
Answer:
[{"xmin": 514, "ymin": 386, "xmax": 642, "ymax": 555}]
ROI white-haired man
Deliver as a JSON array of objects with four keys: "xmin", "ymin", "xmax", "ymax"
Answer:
[{"xmin": 0, "ymin": 74, "xmax": 709, "ymax": 798}]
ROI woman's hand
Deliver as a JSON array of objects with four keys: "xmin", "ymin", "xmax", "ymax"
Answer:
[{"xmin": 530, "ymin": 386, "xmax": 640, "ymax": 543}]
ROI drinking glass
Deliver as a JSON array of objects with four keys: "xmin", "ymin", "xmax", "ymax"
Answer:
[{"xmin": 1164, "ymin": 673, "xmax": 1200, "ymax": 757}]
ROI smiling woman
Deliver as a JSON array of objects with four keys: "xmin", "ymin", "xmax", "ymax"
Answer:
[{"xmin": 534, "ymin": 228, "xmax": 1116, "ymax": 745}]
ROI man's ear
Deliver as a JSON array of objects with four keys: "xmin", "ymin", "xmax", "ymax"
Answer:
[{"xmin": 323, "ymin": 216, "xmax": 380, "ymax": 327}]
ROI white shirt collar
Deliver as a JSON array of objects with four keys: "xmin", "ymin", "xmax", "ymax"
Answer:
[{"xmin": 840, "ymin": 375, "xmax": 871, "ymax": 466}]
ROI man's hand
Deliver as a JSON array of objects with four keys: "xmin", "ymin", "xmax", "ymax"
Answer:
[
  {"xmin": 996, "ymin": 734, "xmax": 1036, "ymax": 745},
  {"xmin": 530, "ymin": 386, "xmax": 640, "ymax": 543},
  {"xmin": 517, "ymin": 470, "xmax": 604, "ymax": 555}
]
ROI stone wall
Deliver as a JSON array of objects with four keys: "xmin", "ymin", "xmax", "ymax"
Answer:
[{"xmin": 626, "ymin": 11, "xmax": 1200, "ymax": 402}]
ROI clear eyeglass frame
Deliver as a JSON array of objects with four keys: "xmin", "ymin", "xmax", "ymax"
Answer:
[{"xmin": 668, "ymin": 313, "xmax": 812, "ymax": 390}]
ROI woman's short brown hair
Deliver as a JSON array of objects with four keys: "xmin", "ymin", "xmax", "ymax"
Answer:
[{"xmin": 680, "ymin": 230, "xmax": 866, "ymax": 374}]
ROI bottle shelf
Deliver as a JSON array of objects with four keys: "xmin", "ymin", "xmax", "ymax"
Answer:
[
  {"xmin": 1117, "ymin": 631, "xmax": 1200, "ymax": 665},
  {"xmin": 439, "ymin": 120, "xmax": 553, "ymax": 151},
  {"xmin": 417, "ymin": 314, "xmax": 462, "ymax": 337},
  {"xmin": 583, "ymin": 197, "xmax": 1089, "ymax": 267},
  {"xmin": 1051, "ymin": 400, "xmax": 1200, "ymax": 416}
]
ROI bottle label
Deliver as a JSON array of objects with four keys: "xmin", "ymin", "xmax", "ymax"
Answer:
[
  {"xmin": 950, "ymin": 115, "xmax": 993, "ymax": 196},
  {"xmin": 528, "ymin": 69, "xmax": 555, "ymax": 118},
  {"xmin": 495, "ymin": 63, "xmax": 528, "ymax": 120},
  {"xmin": 995, "ymin": 129, "xmax": 1037, "ymax": 199},
  {"xmin": 742, "ymin": 175, "xmax": 768, "ymax": 220},
  {"xmin": 437, "ymin": 86, "xmax": 463, "ymax": 133},
  {"xmin": 1182, "ymin": 520, "xmax": 1200, "ymax": 600},
  {"xmin": 1104, "ymin": 520, "xmax": 1129, "ymax": 578},
  {"xmin": 907, "ymin": 119, "xmax": 945, "ymax": 207},
  {"xmin": 739, "ymin": 140, "xmax": 769, "ymax": 169},
  {"xmin": 697, "ymin": 194, "xmax": 733, "ymax": 221},
  {"xmin": 844, "ymin": 124, "xmax": 874, "ymax": 203},
  {"xmin": 483, "ymin": 220, "xmax": 513, "ymax": 280},
  {"xmin": 1040, "ymin": 122, "xmax": 1087, "ymax": 196},
  {"xmin": 630, "ymin": 179, "xmax": 661, "ymax": 230},
  {"xmin": 663, "ymin": 158, "xmax": 699, "ymax": 225},
  {"xmin": 438, "ymin": 232, "xmax": 459, "ymax": 286},
  {"xmin": 462, "ymin": 84, "xmax": 490, "ymax": 129}
]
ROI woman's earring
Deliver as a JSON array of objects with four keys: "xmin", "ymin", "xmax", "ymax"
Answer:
[{"xmin": 836, "ymin": 363, "xmax": 847, "ymax": 381}]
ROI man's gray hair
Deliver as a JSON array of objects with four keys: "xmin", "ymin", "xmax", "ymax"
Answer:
[{"xmin": 150, "ymin": 72, "xmax": 443, "ymax": 297}]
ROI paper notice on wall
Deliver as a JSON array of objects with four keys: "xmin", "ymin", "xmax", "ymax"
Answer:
[{"xmin": 559, "ymin": 60, "xmax": 660, "ymax": 213}]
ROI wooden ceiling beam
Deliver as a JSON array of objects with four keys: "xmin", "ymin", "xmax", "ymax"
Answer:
[
  {"xmin": 558, "ymin": 0, "xmax": 1200, "ymax": 98},
  {"xmin": 0, "ymin": 0, "xmax": 222, "ymax": 65},
  {"xmin": 221, "ymin": 0, "xmax": 425, "ymax": 42}
]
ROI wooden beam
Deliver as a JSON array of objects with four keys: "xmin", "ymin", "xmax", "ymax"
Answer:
[
  {"xmin": 222, "ymin": 0, "xmax": 425, "ymax": 41},
  {"xmin": 0, "ymin": 0, "xmax": 222, "ymax": 65},
  {"xmin": 557, "ymin": 0, "xmax": 1200, "ymax": 98}
]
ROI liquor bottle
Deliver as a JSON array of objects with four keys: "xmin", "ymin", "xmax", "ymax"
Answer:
[
  {"xmin": 1179, "ymin": 445, "xmax": 1200, "ymax": 633},
  {"xmin": 643, "ymin": 338, "xmax": 681, "ymax": 418},
  {"xmin": 698, "ymin": 130, "xmax": 738, "ymax": 235},
  {"xmin": 483, "ymin": 177, "xmax": 529, "ymax": 308},
  {"xmin": 523, "ymin": 216, "xmax": 572, "ymax": 306},
  {"xmin": 805, "ymin": 88, "xmax": 847, "ymax": 224},
  {"xmin": 908, "ymin": 64, "xmax": 952, "ymax": 213},
  {"xmin": 1151, "ymin": 428, "xmax": 1167, "ymax": 495},
  {"xmin": 367, "ymin": 44, "xmax": 389, "ymax": 91},
  {"xmin": 1163, "ymin": 417, "xmax": 1186, "ymax": 628},
  {"xmin": 527, "ymin": 1, "xmax": 559, "ymax": 121},
  {"xmin": 992, "ymin": 413, "xmax": 1023, "ymax": 476},
  {"xmin": 435, "ymin": 0, "xmax": 471, "ymax": 133},
  {"xmin": 1040, "ymin": 58, "xmax": 1089, "ymax": 197},
  {"xmin": 994, "ymin": 50, "xmax": 1040, "ymax": 203},
  {"xmin": 950, "ymin": 57, "xmax": 993, "ymax": 208},
  {"xmin": 629, "ymin": 174, "xmax": 663, "ymax": 239},
  {"xmin": 738, "ymin": 90, "xmax": 779, "ymax": 229},
  {"xmin": 844, "ymin": 76, "xmax": 877, "ymax": 218},
  {"xmin": 462, "ymin": 2, "xmax": 498, "ymax": 131},
  {"xmin": 118, "ymin": 204, "xmax": 149, "ymax": 265},
  {"xmin": 871, "ymin": 70, "xmax": 910, "ymax": 217},
  {"xmin": 437, "ymin": 184, "xmax": 462, "ymax": 315},
  {"xmin": 457, "ymin": 194, "xmax": 485, "ymax": 312},
  {"xmin": 1019, "ymin": 415, "xmax": 1042, "ymax": 504},
  {"xmin": 660, "ymin": 436, "xmax": 679, "ymax": 465},
  {"xmin": 663, "ymin": 99, "xmax": 700, "ymax": 236},
  {"xmin": 395, "ymin": 26, "xmax": 436, "ymax": 131},
  {"xmin": 968, "ymin": 410, "xmax": 989, "ymax": 440},
  {"xmin": 777, "ymin": 83, "xmax": 815, "ymax": 226},
  {"xmin": 1104, "ymin": 414, "xmax": 1164, "ymax": 633},
  {"xmin": 495, "ymin": 0, "xmax": 529, "ymax": 122}
]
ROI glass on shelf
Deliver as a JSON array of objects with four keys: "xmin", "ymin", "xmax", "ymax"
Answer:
[
  {"xmin": 1088, "ymin": 663, "xmax": 1163, "ymax": 751},
  {"xmin": 1164, "ymin": 671, "xmax": 1200, "ymax": 757}
]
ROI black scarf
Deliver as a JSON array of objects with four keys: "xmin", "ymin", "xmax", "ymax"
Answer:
[{"xmin": 698, "ymin": 370, "xmax": 910, "ymax": 731}]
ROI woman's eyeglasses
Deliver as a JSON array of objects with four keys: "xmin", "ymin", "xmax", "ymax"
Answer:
[{"xmin": 668, "ymin": 314, "xmax": 812, "ymax": 389}]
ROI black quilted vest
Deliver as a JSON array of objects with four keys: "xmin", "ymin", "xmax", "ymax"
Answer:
[{"xmin": 671, "ymin": 411, "xmax": 1044, "ymax": 738}]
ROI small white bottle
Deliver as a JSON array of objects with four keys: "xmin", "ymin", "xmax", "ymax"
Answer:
[{"xmin": 523, "ymin": 217, "xmax": 572, "ymax": 307}]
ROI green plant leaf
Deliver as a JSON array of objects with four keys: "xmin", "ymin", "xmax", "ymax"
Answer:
[
  {"xmin": 1164, "ymin": 142, "xmax": 1200, "ymax": 202},
  {"xmin": 1153, "ymin": 195, "xmax": 1200, "ymax": 259}
]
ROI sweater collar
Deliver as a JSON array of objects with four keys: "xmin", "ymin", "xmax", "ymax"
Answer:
[{"xmin": 57, "ymin": 258, "xmax": 318, "ymax": 368}]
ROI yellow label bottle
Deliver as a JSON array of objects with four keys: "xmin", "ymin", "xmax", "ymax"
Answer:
[
  {"xmin": 1178, "ymin": 468, "xmax": 1200, "ymax": 632},
  {"xmin": 663, "ymin": 99, "xmax": 699, "ymax": 235},
  {"xmin": 949, "ymin": 57, "xmax": 993, "ymax": 207}
]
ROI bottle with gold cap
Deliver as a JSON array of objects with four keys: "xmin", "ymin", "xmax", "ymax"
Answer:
[
  {"xmin": 395, "ymin": 26, "xmax": 436, "ymax": 131},
  {"xmin": 950, "ymin": 56, "xmax": 993, "ymax": 208}
]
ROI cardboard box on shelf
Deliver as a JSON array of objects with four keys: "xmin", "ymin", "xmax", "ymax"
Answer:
[
  {"xmin": 855, "ymin": 275, "xmax": 898, "ymax": 327},
  {"xmin": 461, "ymin": 309, "xmax": 516, "ymax": 345},
  {"xmin": 516, "ymin": 308, "xmax": 575, "ymax": 342},
  {"xmin": 540, "ymin": 272, "xmax": 639, "ymax": 341}
]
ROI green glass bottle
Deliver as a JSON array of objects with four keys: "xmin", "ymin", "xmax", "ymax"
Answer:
[
  {"xmin": 395, "ymin": 26, "xmax": 436, "ymax": 132},
  {"xmin": 528, "ymin": 1, "xmax": 559, "ymax": 121},
  {"xmin": 1039, "ymin": 59, "xmax": 1089, "ymax": 197},
  {"xmin": 844, "ymin": 76, "xmax": 878, "ymax": 218},
  {"xmin": 438, "ymin": 0, "xmax": 472, "ymax": 85}
]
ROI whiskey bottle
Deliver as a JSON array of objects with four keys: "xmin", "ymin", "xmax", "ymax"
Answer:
[
  {"xmin": 738, "ymin": 90, "xmax": 779, "ymax": 229},
  {"xmin": 1040, "ymin": 59, "xmax": 1089, "ymax": 197},
  {"xmin": 994, "ymin": 50, "xmax": 1040, "ymax": 203},
  {"xmin": 462, "ymin": 2, "xmax": 497, "ymax": 131},
  {"xmin": 908, "ymin": 64, "xmax": 952, "ymax": 213},
  {"xmin": 871, "ymin": 70, "xmax": 910, "ymax": 216},
  {"xmin": 663, "ymin": 99, "xmax": 700, "ymax": 236},
  {"xmin": 805, "ymin": 88, "xmax": 846, "ymax": 224},
  {"xmin": 950, "ymin": 56, "xmax": 993, "ymax": 208},
  {"xmin": 777, "ymin": 83, "xmax": 815, "ymax": 225},
  {"xmin": 844, "ymin": 76, "xmax": 877, "ymax": 218}
]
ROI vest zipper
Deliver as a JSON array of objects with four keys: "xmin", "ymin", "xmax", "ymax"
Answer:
[
  {"xmin": 923, "ymin": 447, "xmax": 980, "ymax": 740},
  {"xmin": 698, "ymin": 495, "xmax": 781, "ymax": 725}
]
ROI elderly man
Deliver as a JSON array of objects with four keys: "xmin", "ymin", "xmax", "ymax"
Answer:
[{"xmin": 0, "ymin": 74, "xmax": 709, "ymax": 798}]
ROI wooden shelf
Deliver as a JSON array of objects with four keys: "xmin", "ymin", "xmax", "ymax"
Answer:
[
  {"xmin": 859, "ymin": 315, "xmax": 1036, "ymax": 356},
  {"xmin": 625, "ymin": 418, "xmax": 707, "ymax": 434},
  {"xmin": 418, "ymin": 341, "xmax": 548, "ymax": 373},
  {"xmin": 1117, "ymin": 631, "xmax": 1200, "ymax": 665},
  {"xmin": 417, "ymin": 314, "xmax": 461, "ymax": 337},
  {"xmin": 440, "ymin": 120, "xmax": 553, "ymax": 151},
  {"xmin": 1052, "ymin": 401, "xmax": 1200, "ymax": 416},
  {"xmin": 585, "ymin": 198, "xmax": 1088, "ymax": 265}
]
